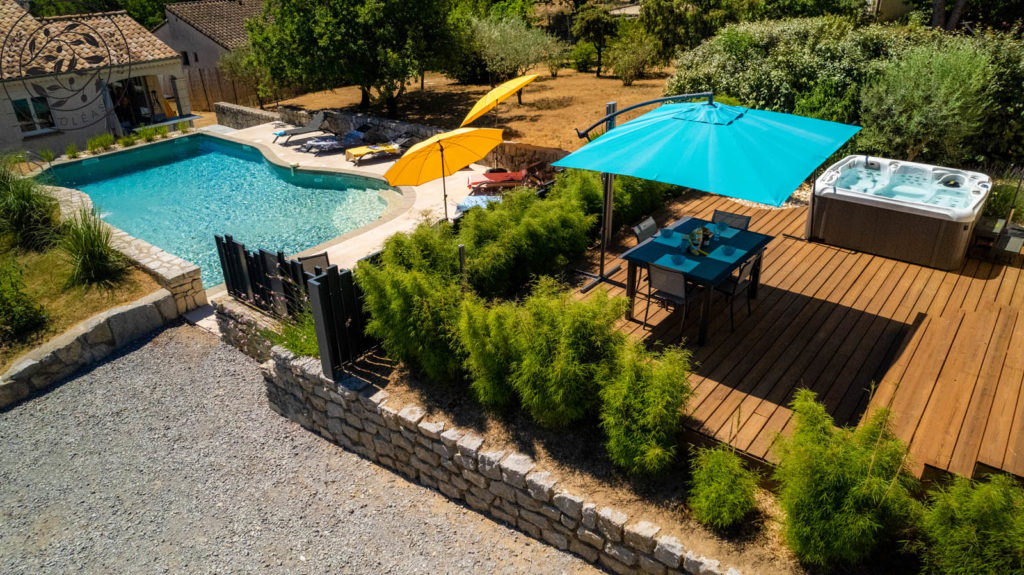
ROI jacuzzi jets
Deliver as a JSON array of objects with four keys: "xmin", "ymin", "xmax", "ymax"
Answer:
[{"xmin": 807, "ymin": 155, "xmax": 992, "ymax": 270}]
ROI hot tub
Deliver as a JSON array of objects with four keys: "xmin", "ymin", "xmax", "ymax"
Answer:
[{"xmin": 806, "ymin": 155, "xmax": 992, "ymax": 270}]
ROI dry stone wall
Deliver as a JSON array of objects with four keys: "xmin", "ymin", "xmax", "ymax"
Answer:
[
  {"xmin": 0, "ymin": 289, "xmax": 180, "ymax": 407},
  {"xmin": 214, "ymin": 102, "xmax": 282, "ymax": 129},
  {"xmin": 262, "ymin": 346, "xmax": 740, "ymax": 575}
]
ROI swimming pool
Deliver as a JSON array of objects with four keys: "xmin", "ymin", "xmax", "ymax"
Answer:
[{"xmin": 46, "ymin": 135, "xmax": 391, "ymax": 287}]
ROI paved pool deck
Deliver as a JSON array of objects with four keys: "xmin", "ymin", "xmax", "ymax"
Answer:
[{"xmin": 208, "ymin": 122, "xmax": 485, "ymax": 271}]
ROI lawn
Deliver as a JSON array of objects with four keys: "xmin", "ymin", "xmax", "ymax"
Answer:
[
  {"xmin": 278, "ymin": 68, "xmax": 673, "ymax": 151},
  {"xmin": 0, "ymin": 246, "xmax": 159, "ymax": 372}
]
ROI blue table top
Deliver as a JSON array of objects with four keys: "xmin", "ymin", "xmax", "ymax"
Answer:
[{"xmin": 621, "ymin": 217, "xmax": 774, "ymax": 286}]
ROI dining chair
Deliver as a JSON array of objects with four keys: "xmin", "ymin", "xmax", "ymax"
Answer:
[
  {"xmin": 712, "ymin": 209, "xmax": 751, "ymax": 231},
  {"xmin": 630, "ymin": 216, "xmax": 658, "ymax": 290},
  {"xmin": 644, "ymin": 263, "xmax": 700, "ymax": 332},
  {"xmin": 715, "ymin": 256, "xmax": 757, "ymax": 330}
]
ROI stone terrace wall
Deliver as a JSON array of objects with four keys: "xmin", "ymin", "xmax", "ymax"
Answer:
[
  {"xmin": 213, "ymin": 300, "xmax": 276, "ymax": 363},
  {"xmin": 215, "ymin": 102, "xmax": 282, "ymax": 130},
  {"xmin": 277, "ymin": 106, "xmax": 444, "ymax": 143},
  {"xmin": 0, "ymin": 290, "xmax": 180, "ymax": 407},
  {"xmin": 262, "ymin": 347, "xmax": 739, "ymax": 575}
]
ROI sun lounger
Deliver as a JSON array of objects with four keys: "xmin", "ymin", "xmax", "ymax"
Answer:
[
  {"xmin": 457, "ymin": 195, "xmax": 502, "ymax": 214},
  {"xmin": 345, "ymin": 137, "xmax": 413, "ymax": 165},
  {"xmin": 272, "ymin": 111, "xmax": 326, "ymax": 144},
  {"xmin": 467, "ymin": 168, "xmax": 528, "ymax": 189},
  {"xmin": 297, "ymin": 127, "xmax": 367, "ymax": 156}
]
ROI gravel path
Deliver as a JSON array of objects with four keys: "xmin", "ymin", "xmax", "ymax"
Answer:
[{"xmin": 0, "ymin": 325, "xmax": 601, "ymax": 574}]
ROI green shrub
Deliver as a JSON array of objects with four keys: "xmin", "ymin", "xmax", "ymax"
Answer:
[
  {"xmin": 59, "ymin": 208, "xmax": 126, "ymax": 286},
  {"xmin": 356, "ymin": 261, "xmax": 463, "ymax": 384},
  {"xmin": 859, "ymin": 41, "xmax": 992, "ymax": 164},
  {"xmin": 549, "ymin": 170, "xmax": 676, "ymax": 231},
  {"xmin": 65, "ymin": 143, "xmax": 79, "ymax": 159},
  {"xmin": 983, "ymin": 182, "xmax": 1024, "ymax": 223},
  {"xmin": 542, "ymin": 36, "xmax": 569, "ymax": 77},
  {"xmin": 458, "ymin": 189, "xmax": 596, "ymax": 298},
  {"xmin": 772, "ymin": 389, "xmax": 919, "ymax": 567},
  {"xmin": 264, "ymin": 308, "xmax": 320, "ymax": 357},
  {"xmin": 38, "ymin": 149, "xmax": 55, "ymax": 164},
  {"xmin": 0, "ymin": 259, "xmax": 47, "ymax": 345},
  {"xmin": 571, "ymin": 41, "xmax": 597, "ymax": 72},
  {"xmin": 0, "ymin": 160, "xmax": 58, "ymax": 250},
  {"xmin": 138, "ymin": 127, "xmax": 157, "ymax": 142},
  {"xmin": 457, "ymin": 295, "xmax": 519, "ymax": 410},
  {"xmin": 510, "ymin": 281, "xmax": 626, "ymax": 427},
  {"xmin": 156, "ymin": 125, "xmax": 169, "ymax": 139},
  {"xmin": 919, "ymin": 474, "xmax": 1024, "ymax": 574},
  {"xmin": 175, "ymin": 120, "xmax": 190, "ymax": 133},
  {"xmin": 117, "ymin": 135, "xmax": 138, "ymax": 147},
  {"xmin": 600, "ymin": 343, "xmax": 692, "ymax": 473},
  {"xmin": 85, "ymin": 133, "xmax": 115, "ymax": 154},
  {"xmin": 689, "ymin": 445, "xmax": 759, "ymax": 530}
]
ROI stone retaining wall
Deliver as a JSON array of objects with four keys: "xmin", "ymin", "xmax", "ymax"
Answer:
[
  {"xmin": 0, "ymin": 290, "xmax": 180, "ymax": 407},
  {"xmin": 213, "ymin": 300, "xmax": 276, "ymax": 363},
  {"xmin": 261, "ymin": 346, "xmax": 739, "ymax": 575},
  {"xmin": 215, "ymin": 102, "xmax": 282, "ymax": 129},
  {"xmin": 277, "ymin": 106, "xmax": 444, "ymax": 143}
]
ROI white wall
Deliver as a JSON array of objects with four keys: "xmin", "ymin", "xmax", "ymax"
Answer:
[{"xmin": 153, "ymin": 15, "xmax": 228, "ymax": 75}]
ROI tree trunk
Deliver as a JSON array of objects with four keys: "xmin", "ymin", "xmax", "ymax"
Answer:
[
  {"xmin": 931, "ymin": 0, "xmax": 946, "ymax": 26},
  {"xmin": 359, "ymin": 87, "xmax": 371, "ymax": 111},
  {"xmin": 596, "ymin": 48, "xmax": 602, "ymax": 77},
  {"xmin": 516, "ymin": 90, "xmax": 523, "ymax": 105},
  {"xmin": 420, "ymin": 72, "xmax": 425, "ymax": 91},
  {"xmin": 386, "ymin": 95, "xmax": 398, "ymax": 118},
  {"xmin": 945, "ymin": 0, "xmax": 967, "ymax": 29}
]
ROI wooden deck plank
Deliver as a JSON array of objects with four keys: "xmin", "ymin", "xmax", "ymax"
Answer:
[
  {"xmin": 947, "ymin": 307, "xmax": 1019, "ymax": 477},
  {"xmin": 977, "ymin": 312, "xmax": 1024, "ymax": 471},
  {"xmin": 697, "ymin": 246, "xmax": 852, "ymax": 438},
  {"xmin": 914, "ymin": 306, "xmax": 1002, "ymax": 472}
]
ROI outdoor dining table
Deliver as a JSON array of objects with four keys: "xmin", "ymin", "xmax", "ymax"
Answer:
[{"xmin": 620, "ymin": 217, "xmax": 774, "ymax": 345}]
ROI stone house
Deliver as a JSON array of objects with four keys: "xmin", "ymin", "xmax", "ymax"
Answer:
[
  {"xmin": 0, "ymin": 0, "xmax": 192, "ymax": 154},
  {"xmin": 153, "ymin": 0, "xmax": 261, "ymax": 75}
]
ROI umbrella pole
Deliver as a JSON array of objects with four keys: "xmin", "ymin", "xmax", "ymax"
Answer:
[
  {"xmin": 580, "ymin": 102, "xmax": 621, "ymax": 293},
  {"xmin": 440, "ymin": 144, "xmax": 449, "ymax": 221}
]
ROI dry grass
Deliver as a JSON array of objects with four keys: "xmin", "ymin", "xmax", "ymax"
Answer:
[
  {"xmin": 1, "ymin": 247, "xmax": 159, "ymax": 371},
  {"xmin": 277, "ymin": 68, "xmax": 674, "ymax": 151}
]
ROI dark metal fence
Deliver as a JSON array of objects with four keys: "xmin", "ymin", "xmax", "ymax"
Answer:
[{"xmin": 215, "ymin": 235, "xmax": 377, "ymax": 378}]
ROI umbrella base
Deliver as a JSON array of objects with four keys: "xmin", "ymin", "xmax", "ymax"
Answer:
[{"xmin": 577, "ymin": 264, "xmax": 622, "ymax": 293}]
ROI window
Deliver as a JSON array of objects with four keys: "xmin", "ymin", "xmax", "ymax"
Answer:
[
  {"xmin": 181, "ymin": 51, "xmax": 189, "ymax": 66},
  {"xmin": 193, "ymin": 52, "xmax": 199, "ymax": 63},
  {"xmin": 12, "ymin": 97, "xmax": 55, "ymax": 134}
]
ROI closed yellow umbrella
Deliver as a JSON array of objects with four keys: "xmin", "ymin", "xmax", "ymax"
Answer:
[
  {"xmin": 460, "ymin": 74, "xmax": 539, "ymax": 127},
  {"xmin": 384, "ymin": 127, "xmax": 504, "ymax": 220}
]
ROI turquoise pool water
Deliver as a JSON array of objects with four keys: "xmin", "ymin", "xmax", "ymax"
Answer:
[{"xmin": 46, "ymin": 135, "xmax": 390, "ymax": 287}]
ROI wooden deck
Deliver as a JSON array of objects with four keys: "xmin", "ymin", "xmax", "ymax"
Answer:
[{"xmin": 579, "ymin": 192, "xmax": 1024, "ymax": 478}]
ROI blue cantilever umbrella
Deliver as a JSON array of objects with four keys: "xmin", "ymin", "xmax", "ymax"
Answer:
[{"xmin": 552, "ymin": 101, "xmax": 861, "ymax": 208}]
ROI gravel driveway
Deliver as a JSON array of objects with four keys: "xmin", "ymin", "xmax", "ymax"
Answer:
[{"xmin": 0, "ymin": 325, "xmax": 600, "ymax": 574}]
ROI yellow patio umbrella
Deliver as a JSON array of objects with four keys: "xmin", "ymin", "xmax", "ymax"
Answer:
[
  {"xmin": 460, "ymin": 74, "xmax": 538, "ymax": 127},
  {"xmin": 384, "ymin": 127, "xmax": 504, "ymax": 220}
]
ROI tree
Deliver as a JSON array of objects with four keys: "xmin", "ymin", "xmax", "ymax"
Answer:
[
  {"xmin": 218, "ymin": 44, "xmax": 274, "ymax": 108},
  {"xmin": 607, "ymin": 21, "xmax": 659, "ymax": 85},
  {"xmin": 249, "ymin": 0, "xmax": 452, "ymax": 116},
  {"xmin": 470, "ymin": 16, "xmax": 553, "ymax": 100},
  {"xmin": 572, "ymin": 4, "xmax": 616, "ymax": 76}
]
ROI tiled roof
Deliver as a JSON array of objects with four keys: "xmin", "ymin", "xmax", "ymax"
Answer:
[
  {"xmin": 0, "ymin": 0, "xmax": 178, "ymax": 79},
  {"xmin": 166, "ymin": 0, "xmax": 262, "ymax": 50}
]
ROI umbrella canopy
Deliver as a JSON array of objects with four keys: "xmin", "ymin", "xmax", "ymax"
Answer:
[
  {"xmin": 385, "ymin": 127, "xmax": 504, "ymax": 220},
  {"xmin": 552, "ymin": 102, "xmax": 861, "ymax": 207},
  {"xmin": 460, "ymin": 75, "xmax": 538, "ymax": 127}
]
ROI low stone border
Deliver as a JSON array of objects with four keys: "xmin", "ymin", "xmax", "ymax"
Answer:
[
  {"xmin": 259, "ymin": 345, "xmax": 739, "ymax": 575},
  {"xmin": 0, "ymin": 289, "xmax": 180, "ymax": 407},
  {"xmin": 48, "ymin": 186, "xmax": 208, "ymax": 314},
  {"xmin": 215, "ymin": 102, "xmax": 282, "ymax": 130}
]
